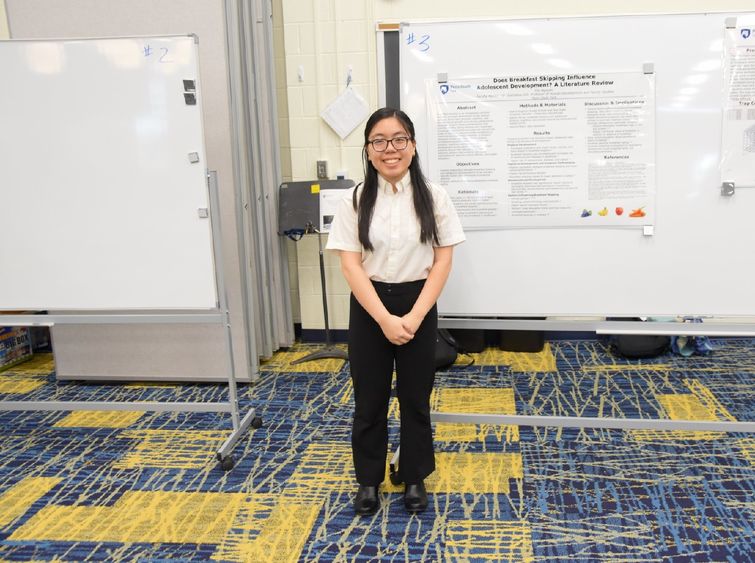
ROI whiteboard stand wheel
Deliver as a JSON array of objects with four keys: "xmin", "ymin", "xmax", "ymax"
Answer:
[
  {"xmin": 251, "ymin": 416, "xmax": 263, "ymax": 429},
  {"xmin": 219, "ymin": 455, "xmax": 235, "ymax": 472}
]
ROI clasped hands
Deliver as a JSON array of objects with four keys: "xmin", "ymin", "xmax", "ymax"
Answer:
[{"xmin": 379, "ymin": 312, "xmax": 423, "ymax": 345}]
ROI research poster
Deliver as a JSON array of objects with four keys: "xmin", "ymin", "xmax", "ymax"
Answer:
[
  {"xmin": 426, "ymin": 72, "xmax": 656, "ymax": 229},
  {"xmin": 721, "ymin": 23, "xmax": 755, "ymax": 188}
]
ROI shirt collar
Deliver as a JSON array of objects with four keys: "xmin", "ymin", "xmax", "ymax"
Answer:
[{"xmin": 377, "ymin": 172, "xmax": 411, "ymax": 194}]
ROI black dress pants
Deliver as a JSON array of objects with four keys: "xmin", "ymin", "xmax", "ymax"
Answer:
[{"xmin": 348, "ymin": 279, "xmax": 437, "ymax": 486}]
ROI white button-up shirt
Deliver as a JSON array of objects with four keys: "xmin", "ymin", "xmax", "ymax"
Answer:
[{"xmin": 326, "ymin": 173, "xmax": 465, "ymax": 283}]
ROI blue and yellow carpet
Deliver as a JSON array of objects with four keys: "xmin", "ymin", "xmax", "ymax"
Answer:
[{"xmin": 0, "ymin": 339, "xmax": 753, "ymax": 561}]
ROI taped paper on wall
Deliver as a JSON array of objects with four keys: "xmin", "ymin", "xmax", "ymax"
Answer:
[{"xmin": 320, "ymin": 86, "xmax": 369, "ymax": 140}]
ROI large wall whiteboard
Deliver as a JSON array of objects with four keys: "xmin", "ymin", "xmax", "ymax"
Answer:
[
  {"xmin": 397, "ymin": 13, "xmax": 755, "ymax": 318},
  {"xmin": 0, "ymin": 36, "xmax": 217, "ymax": 310}
]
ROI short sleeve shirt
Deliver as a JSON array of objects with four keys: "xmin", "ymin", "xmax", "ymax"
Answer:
[{"xmin": 325, "ymin": 172, "xmax": 465, "ymax": 283}]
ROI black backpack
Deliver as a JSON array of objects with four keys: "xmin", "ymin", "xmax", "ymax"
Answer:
[
  {"xmin": 435, "ymin": 329, "xmax": 458, "ymax": 370},
  {"xmin": 435, "ymin": 329, "xmax": 476, "ymax": 370}
]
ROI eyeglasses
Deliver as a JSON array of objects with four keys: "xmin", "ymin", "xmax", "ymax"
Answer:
[{"xmin": 367, "ymin": 136, "xmax": 411, "ymax": 152}]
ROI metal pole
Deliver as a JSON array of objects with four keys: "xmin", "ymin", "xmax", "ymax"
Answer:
[
  {"xmin": 290, "ymin": 229, "xmax": 348, "ymax": 364},
  {"xmin": 318, "ymin": 231, "xmax": 333, "ymax": 347}
]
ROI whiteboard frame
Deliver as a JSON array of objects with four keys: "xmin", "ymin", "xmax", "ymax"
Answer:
[
  {"xmin": 438, "ymin": 317, "xmax": 755, "ymax": 336},
  {"xmin": 0, "ymin": 34, "xmax": 219, "ymax": 312},
  {"xmin": 387, "ymin": 12, "xmax": 755, "ymax": 321}
]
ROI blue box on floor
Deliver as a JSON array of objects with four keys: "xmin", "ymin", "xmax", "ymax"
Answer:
[{"xmin": 0, "ymin": 326, "xmax": 33, "ymax": 371}]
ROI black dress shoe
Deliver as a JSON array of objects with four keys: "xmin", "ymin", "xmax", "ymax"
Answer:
[
  {"xmin": 404, "ymin": 481, "xmax": 428, "ymax": 513},
  {"xmin": 354, "ymin": 485, "xmax": 379, "ymax": 515}
]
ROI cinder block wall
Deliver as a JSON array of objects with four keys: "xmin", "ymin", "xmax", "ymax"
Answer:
[
  {"xmin": 279, "ymin": 0, "xmax": 376, "ymax": 330},
  {"xmin": 295, "ymin": 234, "xmax": 351, "ymax": 331}
]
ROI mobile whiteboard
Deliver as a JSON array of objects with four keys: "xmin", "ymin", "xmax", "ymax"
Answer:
[
  {"xmin": 396, "ymin": 13, "xmax": 755, "ymax": 318},
  {"xmin": 0, "ymin": 36, "xmax": 217, "ymax": 310}
]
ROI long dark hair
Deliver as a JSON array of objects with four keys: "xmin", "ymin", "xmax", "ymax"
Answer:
[{"xmin": 353, "ymin": 107, "xmax": 439, "ymax": 251}]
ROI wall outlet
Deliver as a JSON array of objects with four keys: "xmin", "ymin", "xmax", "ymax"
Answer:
[{"xmin": 316, "ymin": 160, "xmax": 328, "ymax": 180}]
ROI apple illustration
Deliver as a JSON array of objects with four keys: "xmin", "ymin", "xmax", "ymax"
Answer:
[{"xmin": 615, "ymin": 207, "xmax": 624, "ymax": 216}]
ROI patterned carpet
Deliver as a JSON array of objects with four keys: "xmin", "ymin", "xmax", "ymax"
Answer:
[{"xmin": 0, "ymin": 339, "xmax": 753, "ymax": 562}]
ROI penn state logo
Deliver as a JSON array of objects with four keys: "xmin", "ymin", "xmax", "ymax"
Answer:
[
  {"xmin": 742, "ymin": 28, "xmax": 752, "ymax": 40},
  {"xmin": 439, "ymin": 84, "xmax": 450, "ymax": 95}
]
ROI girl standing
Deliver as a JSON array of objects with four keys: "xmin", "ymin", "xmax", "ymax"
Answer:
[{"xmin": 327, "ymin": 108, "xmax": 465, "ymax": 514}]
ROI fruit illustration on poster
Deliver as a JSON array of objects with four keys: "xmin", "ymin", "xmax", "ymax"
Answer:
[{"xmin": 630, "ymin": 207, "xmax": 646, "ymax": 218}]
